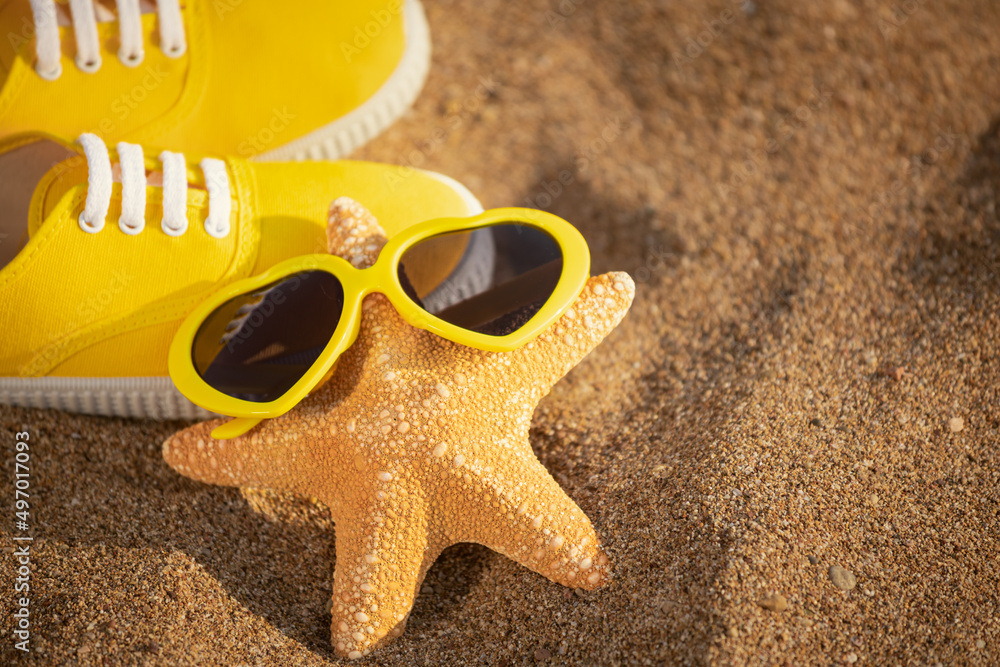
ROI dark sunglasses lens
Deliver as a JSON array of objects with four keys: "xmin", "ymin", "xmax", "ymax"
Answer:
[
  {"xmin": 192, "ymin": 271, "xmax": 345, "ymax": 402},
  {"xmin": 399, "ymin": 223, "xmax": 564, "ymax": 336}
]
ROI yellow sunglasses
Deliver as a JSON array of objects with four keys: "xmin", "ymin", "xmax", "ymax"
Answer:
[{"xmin": 168, "ymin": 208, "xmax": 590, "ymax": 439}]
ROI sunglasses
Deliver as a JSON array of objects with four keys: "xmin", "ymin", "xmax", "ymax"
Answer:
[{"xmin": 168, "ymin": 208, "xmax": 590, "ymax": 439}]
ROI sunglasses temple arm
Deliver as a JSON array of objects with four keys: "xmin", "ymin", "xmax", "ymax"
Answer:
[{"xmin": 211, "ymin": 417, "xmax": 263, "ymax": 440}]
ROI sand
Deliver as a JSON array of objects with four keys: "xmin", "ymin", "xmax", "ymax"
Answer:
[{"xmin": 3, "ymin": 0, "xmax": 999, "ymax": 664}]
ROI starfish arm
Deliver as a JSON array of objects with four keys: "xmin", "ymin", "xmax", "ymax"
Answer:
[
  {"xmin": 162, "ymin": 418, "xmax": 311, "ymax": 493},
  {"xmin": 327, "ymin": 197, "xmax": 387, "ymax": 269},
  {"xmin": 450, "ymin": 454, "xmax": 612, "ymax": 590},
  {"xmin": 509, "ymin": 272, "xmax": 635, "ymax": 393},
  {"xmin": 329, "ymin": 500, "xmax": 439, "ymax": 659}
]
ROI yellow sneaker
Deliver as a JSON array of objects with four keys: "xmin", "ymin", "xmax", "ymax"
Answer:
[
  {"xmin": 0, "ymin": 0, "xmax": 429, "ymax": 160},
  {"xmin": 0, "ymin": 132, "xmax": 482, "ymax": 418}
]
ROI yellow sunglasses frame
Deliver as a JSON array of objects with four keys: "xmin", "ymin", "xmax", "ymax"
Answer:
[{"xmin": 168, "ymin": 208, "xmax": 591, "ymax": 439}]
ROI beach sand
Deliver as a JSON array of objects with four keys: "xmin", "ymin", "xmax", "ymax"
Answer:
[{"xmin": 2, "ymin": 0, "xmax": 999, "ymax": 664}]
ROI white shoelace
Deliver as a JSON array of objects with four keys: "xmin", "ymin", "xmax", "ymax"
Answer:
[
  {"xmin": 77, "ymin": 133, "xmax": 231, "ymax": 238},
  {"xmin": 29, "ymin": 0, "xmax": 186, "ymax": 80}
]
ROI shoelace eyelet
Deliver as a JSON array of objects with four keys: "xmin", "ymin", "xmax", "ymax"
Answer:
[
  {"xmin": 75, "ymin": 55, "xmax": 102, "ymax": 74},
  {"xmin": 35, "ymin": 61, "xmax": 62, "ymax": 81},
  {"xmin": 78, "ymin": 213, "xmax": 105, "ymax": 234},
  {"xmin": 119, "ymin": 219, "xmax": 145, "ymax": 235},
  {"xmin": 204, "ymin": 222, "xmax": 230, "ymax": 239},
  {"xmin": 162, "ymin": 219, "xmax": 188, "ymax": 237},
  {"xmin": 119, "ymin": 48, "xmax": 144, "ymax": 67}
]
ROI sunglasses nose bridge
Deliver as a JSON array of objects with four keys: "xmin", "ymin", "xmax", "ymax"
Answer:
[{"xmin": 352, "ymin": 255, "xmax": 398, "ymax": 300}]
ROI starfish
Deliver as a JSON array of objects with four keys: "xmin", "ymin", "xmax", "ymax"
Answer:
[{"xmin": 163, "ymin": 198, "xmax": 635, "ymax": 659}]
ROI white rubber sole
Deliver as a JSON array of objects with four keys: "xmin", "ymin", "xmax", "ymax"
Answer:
[
  {"xmin": 0, "ymin": 173, "xmax": 483, "ymax": 420},
  {"xmin": 0, "ymin": 377, "xmax": 217, "ymax": 420},
  {"xmin": 255, "ymin": 0, "xmax": 431, "ymax": 162},
  {"xmin": 424, "ymin": 170, "xmax": 484, "ymax": 215}
]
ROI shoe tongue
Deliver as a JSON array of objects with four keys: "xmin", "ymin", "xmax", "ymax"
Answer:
[
  {"xmin": 0, "ymin": 1, "xmax": 32, "ymax": 78},
  {"xmin": 27, "ymin": 155, "xmax": 91, "ymax": 238}
]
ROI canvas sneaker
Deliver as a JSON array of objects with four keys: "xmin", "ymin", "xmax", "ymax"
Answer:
[
  {"xmin": 0, "ymin": 0, "xmax": 430, "ymax": 160},
  {"xmin": 0, "ymin": 132, "xmax": 483, "ymax": 418}
]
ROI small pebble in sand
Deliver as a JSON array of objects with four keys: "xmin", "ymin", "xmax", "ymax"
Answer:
[
  {"xmin": 807, "ymin": 555, "xmax": 819, "ymax": 565},
  {"xmin": 949, "ymin": 416, "xmax": 965, "ymax": 433},
  {"xmin": 534, "ymin": 647, "xmax": 552, "ymax": 661},
  {"xmin": 976, "ymin": 640, "xmax": 986, "ymax": 649},
  {"xmin": 758, "ymin": 594, "xmax": 788, "ymax": 612},
  {"xmin": 845, "ymin": 653, "xmax": 858, "ymax": 663},
  {"xmin": 810, "ymin": 417, "xmax": 824, "ymax": 428},
  {"xmin": 881, "ymin": 366, "xmax": 907, "ymax": 381},
  {"xmin": 829, "ymin": 566, "xmax": 857, "ymax": 591}
]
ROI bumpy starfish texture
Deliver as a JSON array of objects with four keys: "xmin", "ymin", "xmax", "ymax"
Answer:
[{"xmin": 163, "ymin": 198, "xmax": 635, "ymax": 659}]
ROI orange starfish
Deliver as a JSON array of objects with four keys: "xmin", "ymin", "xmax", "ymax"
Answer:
[{"xmin": 163, "ymin": 199, "xmax": 635, "ymax": 659}]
